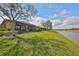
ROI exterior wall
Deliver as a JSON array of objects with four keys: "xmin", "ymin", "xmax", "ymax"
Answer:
[
  {"xmin": 20, "ymin": 23, "xmax": 26, "ymax": 31},
  {"xmin": 15, "ymin": 22, "xmax": 26, "ymax": 31},
  {"xmin": 1, "ymin": 20, "xmax": 46, "ymax": 31},
  {"xmin": 1, "ymin": 21, "xmax": 14, "ymax": 30},
  {"xmin": 6, "ymin": 21, "xmax": 14, "ymax": 30},
  {"xmin": 27, "ymin": 25, "xmax": 36, "ymax": 31}
]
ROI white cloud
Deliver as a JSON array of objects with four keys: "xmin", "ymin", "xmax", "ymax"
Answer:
[
  {"xmin": 58, "ymin": 9, "xmax": 69, "ymax": 18},
  {"xmin": 29, "ymin": 16, "xmax": 47, "ymax": 27},
  {"xmin": 51, "ymin": 9, "xmax": 79, "ymax": 29},
  {"xmin": 54, "ymin": 24, "xmax": 79, "ymax": 29},
  {"xmin": 0, "ymin": 17, "xmax": 3, "ymax": 24},
  {"xmin": 52, "ymin": 14, "xmax": 58, "ymax": 19},
  {"xmin": 54, "ymin": 16, "xmax": 79, "ymax": 29},
  {"xmin": 31, "ymin": 16, "xmax": 46, "ymax": 21},
  {"xmin": 30, "ymin": 16, "xmax": 63, "ymax": 28},
  {"xmin": 51, "ymin": 19, "xmax": 62, "ymax": 26},
  {"xmin": 49, "ymin": 9, "xmax": 68, "ymax": 19},
  {"xmin": 0, "ymin": 16, "xmax": 11, "ymax": 24},
  {"xmin": 63, "ymin": 16, "xmax": 79, "ymax": 25}
]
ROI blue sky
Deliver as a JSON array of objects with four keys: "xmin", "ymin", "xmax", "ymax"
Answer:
[
  {"xmin": 0, "ymin": 3, "xmax": 79, "ymax": 29},
  {"xmin": 30, "ymin": 3, "xmax": 79, "ymax": 29},
  {"xmin": 33, "ymin": 3, "xmax": 79, "ymax": 18}
]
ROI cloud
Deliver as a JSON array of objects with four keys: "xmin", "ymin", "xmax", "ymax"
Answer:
[
  {"xmin": 31, "ymin": 16, "xmax": 46, "ymax": 21},
  {"xmin": 54, "ymin": 16, "xmax": 79, "ymax": 29},
  {"xmin": 30, "ymin": 16, "xmax": 63, "ymax": 28},
  {"xmin": 50, "ymin": 9, "xmax": 79, "ymax": 29},
  {"xmin": 51, "ymin": 9, "xmax": 69, "ymax": 20},
  {"xmin": 0, "ymin": 17, "xmax": 3, "ymax": 24},
  {"xmin": 63, "ymin": 16, "xmax": 79, "ymax": 25},
  {"xmin": 0, "ymin": 16, "xmax": 11, "ymax": 24},
  {"xmin": 51, "ymin": 19, "xmax": 62, "ymax": 26},
  {"xmin": 58, "ymin": 9, "xmax": 69, "ymax": 17},
  {"xmin": 29, "ymin": 16, "xmax": 47, "ymax": 27},
  {"xmin": 52, "ymin": 14, "xmax": 58, "ymax": 19},
  {"xmin": 29, "ymin": 9, "xmax": 79, "ymax": 29},
  {"xmin": 54, "ymin": 24, "xmax": 79, "ymax": 29}
]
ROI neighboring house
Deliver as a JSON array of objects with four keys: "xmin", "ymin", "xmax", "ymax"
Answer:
[{"xmin": 0, "ymin": 19, "xmax": 46, "ymax": 32}]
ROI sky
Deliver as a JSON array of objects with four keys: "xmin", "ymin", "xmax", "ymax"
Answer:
[
  {"xmin": 30, "ymin": 3, "xmax": 79, "ymax": 29},
  {"xmin": 0, "ymin": 3, "xmax": 79, "ymax": 29},
  {"xmin": 33, "ymin": 3, "xmax": 79, "ymax": 17}
]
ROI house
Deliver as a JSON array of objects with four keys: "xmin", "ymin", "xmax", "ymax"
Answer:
[{"xmin": 0, "ymin": 19, "xmax": 46, "ymax": 32}]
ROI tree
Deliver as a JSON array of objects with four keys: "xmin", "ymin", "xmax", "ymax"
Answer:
[
  {"xmin": 42, "ymin": 20, "xmax": 52, "ymax": 29},
  {"xmin": 0, "ymin": 3, "xmax": 37, "ymax": 35}
]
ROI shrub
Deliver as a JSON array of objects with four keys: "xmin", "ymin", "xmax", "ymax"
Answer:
[
  {"xmin": 0, "ymin": 28, "xmax": 6, "ymax": 31},
  {"xmin": 35, "ymin": 27, "xmax": 42, "ymax": 32}
]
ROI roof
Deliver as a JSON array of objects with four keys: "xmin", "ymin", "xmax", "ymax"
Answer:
[
  {"xmin": 0, "ymin": 18, "xmax": 4, "ymax": 25},
  {"xmin": 1, "ymin": 19, "xmax": 36, "ymax": 26},
  {"xmin": 0, "ymin": 16, "xmax": 45, "ymax": 28},
  {"xmin": 1, "ymin": 19, "xmax": 46, "ymax": 29}
]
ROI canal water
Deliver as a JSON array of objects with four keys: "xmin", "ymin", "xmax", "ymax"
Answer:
[{"xmin": 58, "ymin": 31, "xmax": 79, "ymax": 43}]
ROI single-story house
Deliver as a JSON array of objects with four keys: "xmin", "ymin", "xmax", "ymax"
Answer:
[{"xmin": 0, "ymin": 19, "xmax": 46, "ymax": 32}]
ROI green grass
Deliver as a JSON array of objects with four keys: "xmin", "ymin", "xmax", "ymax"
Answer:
[{"xmin": 0, "ymin": 30, "xmax": 79, "ymax": 56}]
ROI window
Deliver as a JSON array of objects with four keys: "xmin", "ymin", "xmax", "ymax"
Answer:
[{"xmin": 16, "ymin": 25, "xmax": 20, "ymax": 29}]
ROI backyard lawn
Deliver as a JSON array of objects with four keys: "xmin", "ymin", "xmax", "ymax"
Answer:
[{"xmin": 0, "ymin": 30, "xmax": 79, "ymax": 56}]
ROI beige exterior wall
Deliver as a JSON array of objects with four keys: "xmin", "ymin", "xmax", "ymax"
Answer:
[
  {"xmin": 5, "ymin": 21, "xmax": 14, "ymax": 30},
  {"xmin": 2, "ymin": 21, "xmax": 27, "ymax": 31},
  {"xmin": 1, "ymin": 20, "xmax": 44, "ymax": 31},
  {"xmin": 1, "ymin": 21, "xmax": 15, "ymax": 30}
]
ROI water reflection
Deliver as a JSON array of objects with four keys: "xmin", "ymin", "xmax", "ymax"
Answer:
[{"xmin": 58, "ymin": 31, "xmax": 79, "ymax": 43}]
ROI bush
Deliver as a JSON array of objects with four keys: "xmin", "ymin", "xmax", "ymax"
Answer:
[
  {"xmin": 35, "ymin": 27, "xmax": 42, "ymax": 32},
  {"xmin": 0, "ymin": 28, "xmax": 6, "ymax": 31}
]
